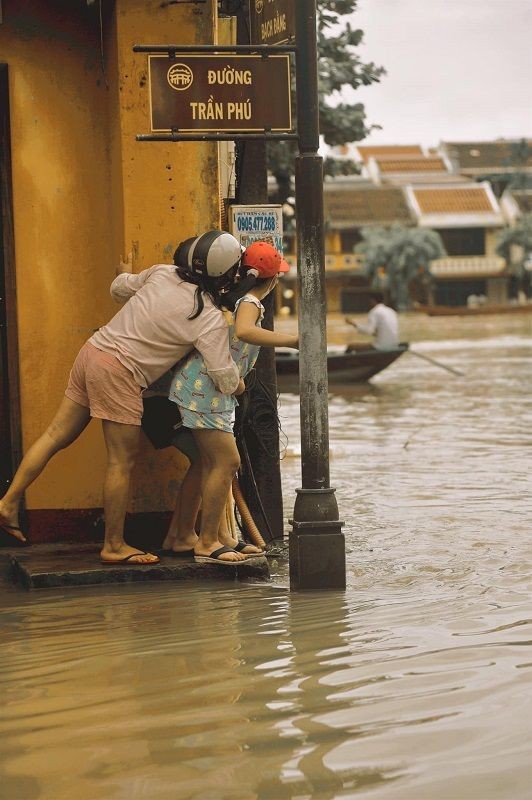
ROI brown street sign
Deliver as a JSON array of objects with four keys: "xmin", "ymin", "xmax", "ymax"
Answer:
[
  {"xmin": 249, "ymin": 0, "xmax": 295, "ymax": 45},
  {"xmin": 148, "ymin": 54, "xmax": 292, "ymax": 133}
]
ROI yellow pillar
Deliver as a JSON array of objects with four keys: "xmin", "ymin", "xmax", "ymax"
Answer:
[{"xmin": 1, "ymin": 0, "xmax": 223, "ymax": 539}]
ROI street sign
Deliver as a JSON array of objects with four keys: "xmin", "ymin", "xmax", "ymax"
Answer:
[
  {"xmin": 249, "ymin": 0, "xmax": 295, "ymax": 45},
  {"xmin": 228, "ymin": 205, "xmax": 284, "ymax": 253},
  {"xmin": 148, "ymin": 54, "xmax": 292, "ymax": 133}
]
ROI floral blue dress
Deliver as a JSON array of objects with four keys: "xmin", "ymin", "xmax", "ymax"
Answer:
[{"xmin": 168, "ymin": 295, "xmax": 263, "ymax": 433}]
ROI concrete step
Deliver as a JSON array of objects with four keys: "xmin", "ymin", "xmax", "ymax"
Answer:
[{"xmin": 1, "ymin": 542, "xmax": 270, "ymax": 590}]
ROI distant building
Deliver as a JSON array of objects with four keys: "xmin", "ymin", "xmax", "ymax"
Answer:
[
  {"xmin": 405, "ymin": 183, "xmax": 507, "ymax": 306},
  {"xmin": 324, "ymin": 181, "xmax": 415, "ymax": 312},
  {"xmin": 283, "ymin": 179, "xmax": 416, "ymax": 313},
  {"xmin": 354, "ymin": 144, "xmax": 424, "ymax": 163},
  {"xmin": 364, "ymin": 154, "xmax": 458, "ymax": 186},
  {"xmin": 278, "ymin": 139, "xmax": 530, "ymax": 312},
  {"xmin": 439, "ymin": 139, "xmax": 532, "ymax": 196}
]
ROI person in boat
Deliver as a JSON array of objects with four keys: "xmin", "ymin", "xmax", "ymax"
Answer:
[
  {"xmin": 348, "ymin": 291, "xmax": 399, "ymax": 351},
  {"xmin": 164, "ymin": 240, "xmax": 298, "ymax": 565},
  {"xmin": 0, "ymin": 231, "xmax": 252, "ymax": 566}
]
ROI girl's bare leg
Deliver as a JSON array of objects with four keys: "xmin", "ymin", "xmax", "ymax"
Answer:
[
  {"xmin": 191, "ymin": 429, "xmax": 247, "ymax": 563},
  {"xmin": 218, "ymin": 489, "xmax": 263, "ymax": 554}
]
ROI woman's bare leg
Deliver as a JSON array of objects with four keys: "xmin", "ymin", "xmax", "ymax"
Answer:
[
  {"xmin": 162, "ymin": 459, "xmax": 202, "ymax": 552},
  {"xmin": 0, "ymin": 397, "xmax": 91, "ymax": 541},
  {"xmin": 99, "ymin": 420, "xmax": 158, "ymax": 564}
]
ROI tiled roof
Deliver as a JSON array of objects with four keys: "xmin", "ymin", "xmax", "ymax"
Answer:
[
  {"xmin": 356, "ymin": 144, "xmax": 423, "ymax": 164},
  {"xmin": 375, "ymin": 156, "xmax": 448, "ymax": 174},
  {"xmin": 412, "ymin": 186, "xmax": 494, "ymax": 214},
  {"xmin": 442, "ymin": 140, "xmax": 532, "ymax": 172},
  {"xmin": 323, "ymin": 186, "xmax": 414, "ymax": 227}
]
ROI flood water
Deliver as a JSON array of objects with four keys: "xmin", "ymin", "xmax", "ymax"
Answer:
[{"xmin": 1, "ymin": 313, "xmax": 532, "ymax": 800}]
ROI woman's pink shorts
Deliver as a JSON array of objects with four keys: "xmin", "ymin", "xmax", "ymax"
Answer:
[{"xmin": 65, "ymin": 342, "xmax": 143, "ymax": 425}]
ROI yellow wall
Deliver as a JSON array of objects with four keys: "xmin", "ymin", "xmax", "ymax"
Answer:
[
  {"xmin": 485, "ymin": 228, "xmax": 499, "ymax": 257},
  {"xmin": 1, "ymin": 0, "xmax": 220, "ymax": 517},
  {"xmin": 325, "ymin": 230, "xmax": 342, "ymax": 254}
]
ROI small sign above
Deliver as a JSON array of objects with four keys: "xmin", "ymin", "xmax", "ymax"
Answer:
[
  {"xmin": 148, "ymin": 54, "xmax": 292, "ymax": 133},
  {"xmin": 249, "ymin": 0, "xmax": 295, "ymax": 45}
]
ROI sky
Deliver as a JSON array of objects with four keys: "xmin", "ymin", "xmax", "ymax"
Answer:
[{"xmin": 338, "ymin": 0, "xmax": 532, "ymax": 149}]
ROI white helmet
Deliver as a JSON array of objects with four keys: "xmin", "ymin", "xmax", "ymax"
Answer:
[{"xmin": 174, "ymin": 230, "xmax": 243, "ymax": 278}]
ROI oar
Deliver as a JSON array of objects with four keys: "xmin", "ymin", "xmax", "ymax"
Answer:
[{"xmin": 407, "ymin": 349, "xmax": 464, "ymax": 377}]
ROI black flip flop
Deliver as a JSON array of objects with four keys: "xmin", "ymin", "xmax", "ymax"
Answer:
[
  {"xmin": 158, "ymin": 548, "xmax": 195, "ymax": 559},
  {"xmin": 0, "ymin": 523, "xmax": 29, "ymax": 548},
  {"xmin": 100, "ymin": 550, "xmax": 160, "ymax": 565},
  {"xmin": 194, "ymin": 545, "xmax": 242, "ymax": 566},
  {"xmin": 233, "ymin": 541, "xmax": 264, "ymax": 555}
]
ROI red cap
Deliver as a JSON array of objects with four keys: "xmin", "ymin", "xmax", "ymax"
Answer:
[{"xmin": 241, "ymin": 241, "xmax": 290, "ymax": 278}]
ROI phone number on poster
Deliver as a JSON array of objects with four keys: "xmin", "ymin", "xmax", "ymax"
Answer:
[{"xmin": 236, "ymin": 214, "xmax": 278, "ymax": 232}]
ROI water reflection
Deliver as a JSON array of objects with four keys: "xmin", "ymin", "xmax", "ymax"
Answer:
[
  {"xmin": 1, "ymin": 587, "xmax": 396, "ymax": 799},
  {"xmin": 253, "ymin": 594, "xmax": 398, "ymax": 799},
  {"xmin": 3, "ymin": 576, "xmax": 531, "ymax": 799}
]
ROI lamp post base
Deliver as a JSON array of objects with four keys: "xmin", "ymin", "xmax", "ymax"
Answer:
[
  {"xmin": 289, "ymin": 526, "xmax": 346, "ymax": 591},
  {"xmin": 289, "ymin": 488, "xmax": 346, "ymax": 591}
]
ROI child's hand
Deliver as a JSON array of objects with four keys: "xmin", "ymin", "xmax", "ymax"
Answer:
[
  {"xmin": 289, "ymin": 335, "xmax": 299, "ymax": 349},
  {"xmin": 233, "ymin": 378, "xmax": 246, "ymax": 396},
  {"xmin": 117, "ymin": 252, "xmax": 133, "ymax": 276}
]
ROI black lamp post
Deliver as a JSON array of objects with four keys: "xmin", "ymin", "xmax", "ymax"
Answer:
[{"xmin": 289, "ymin": 0, "xmax": 346, "ymax": 591}]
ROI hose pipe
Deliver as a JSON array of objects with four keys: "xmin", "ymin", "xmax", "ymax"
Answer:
[{"xmin": 232, "ymin": 475, "xmax": 267, "ymax": 550}]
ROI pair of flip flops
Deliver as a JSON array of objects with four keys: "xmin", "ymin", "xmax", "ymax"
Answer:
[{"xmin": 0, "ymin": 523, "xmax": 28, "ymax": 548}]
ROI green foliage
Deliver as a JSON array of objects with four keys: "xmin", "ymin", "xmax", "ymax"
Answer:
[
  {"xmin": 317, "ymin": 1, "xmax": 385, "ymax": 146},
  {"xmin": 323, "ymin": 157, "xmax": 361, "ymax": 178},
  {"xmin": 356, "ymin": 224, "xmax": 446, "ymax": 310},
  {"xmin": 496, "ymin": 213, "xmax": 532, "ymax": 279},
  {"xmin": 268, "ymin": 1, "xmax": 385, "ymax": 201}
]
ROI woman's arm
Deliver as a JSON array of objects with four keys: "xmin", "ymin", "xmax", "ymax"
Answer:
[
  {"xmin": 234, "ymin": 302, "xmax": 298, "ymax": 348},
  {"xmin": 110, "ymin": 264, "xmax": 159, "ymax": 303},
  {"xmin": 195, "ymin": 317, "xmax": 241, "ymax": 394}
]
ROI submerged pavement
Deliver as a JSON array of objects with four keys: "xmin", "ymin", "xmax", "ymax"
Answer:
[{"xmin": 1, "ymin": 543, "xmax": 269, "ymax": 590}]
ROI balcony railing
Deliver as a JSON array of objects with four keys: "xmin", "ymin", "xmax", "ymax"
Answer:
[
  {"xmin": 429, "ymin": 256, "xmax": 506, "ymax": 277},
  {"xmin": 284, "ymin": 253, "xmax": 365, "ymax": 272}
]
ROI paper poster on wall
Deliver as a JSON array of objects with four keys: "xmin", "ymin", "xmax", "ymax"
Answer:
[{"xmin": 228, "ymin": 205, "xmax": 284, "ymax": 253}]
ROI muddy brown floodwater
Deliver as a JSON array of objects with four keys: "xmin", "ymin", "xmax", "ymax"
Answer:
[{"xmin": 1, "ymin": 313, "xmax": 531, "ymax": 799}]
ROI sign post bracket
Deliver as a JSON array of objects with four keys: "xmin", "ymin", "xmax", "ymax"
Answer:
[
  {"xmin": 136, "ymin": 132, "xmax": 298, "ymax": 142},
  {"xmin": 133, "ymin": 44, "xmax": 296, "ymax": 54}
]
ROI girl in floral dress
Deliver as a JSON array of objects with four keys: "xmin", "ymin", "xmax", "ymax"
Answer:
[{"xmin": 168, "ymin": 242, "xmax": 298, "ymax": 564}]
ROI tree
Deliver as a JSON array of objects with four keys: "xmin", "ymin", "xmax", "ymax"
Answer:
[
  {"xmin": 268, "ymin": 1, "xmax": 385, "ymax": 203},
  {"xmin": 496, "ymin": 213, "xmax": 532, "ymax": 297},
  {"xmin": 356, "ymin": 224, "xmax": 447, "ymax": 310}
]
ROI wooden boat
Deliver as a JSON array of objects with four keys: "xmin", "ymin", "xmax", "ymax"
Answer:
[
  {"xmin": 275, "ymin": 344, "xmax": 409, "ymax": 392},
  {"xmin": 416, "ymin": 303, "xmax": 532, "ymax": 317}
]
